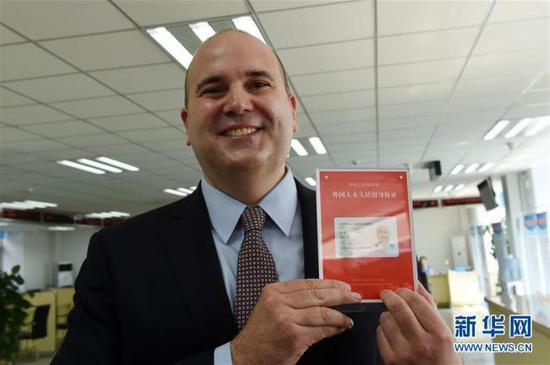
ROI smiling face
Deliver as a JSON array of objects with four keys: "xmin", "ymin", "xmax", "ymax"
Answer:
[{"xmin": 181, "ymin": 31, "xmax": 297, "ymax": 183}]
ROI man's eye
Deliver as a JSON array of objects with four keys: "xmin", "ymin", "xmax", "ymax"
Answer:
[
  {"xmin": 202, "ymin": 87, "xmax": 225, "ymax": 95},
  {"xmin": 249, "ymin": 81, "xmax": 270, "ymax": 89}
]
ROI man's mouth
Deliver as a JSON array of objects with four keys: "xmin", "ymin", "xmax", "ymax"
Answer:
[{"xmin": 222, "ymin": 127, "xmax": 259, "ymax": 137}]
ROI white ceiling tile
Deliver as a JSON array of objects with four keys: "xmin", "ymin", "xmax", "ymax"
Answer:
[
  {"xmin": 57, "ymin": 133, "xmax": 129, "ymax": 147},
  {"xmin": 82, "ymin": 144, "xmax": 153, "ymax": 157},
  {"xmin": 40, "ymin": 30, "xmax": 170, "ymax": 71},
  {"xmin": 38, "ymin": 148, "xmax": 95, "ymax": 161},
  {"xmin": 140, "ymin": 139, "xmax": 188, "ymax": 152},
  {"xmin": 154, "ymin": 109, "xmax": 183, "ymax": 126},
  {"xmin": 278, "ymin": 39, "xmax": 373, "ymax": 75},
  {"xmin": 489, "ymin": 0, "xmax": 550, "ymax": 24},
  {"xmin": 378, "ymin": 101, "xmax": 448, "ymax": 119},
  {"xmin": 531, "ymin": 72, "xmax": 550, "ymax": 91},
  {"xmin": 113, "ymin": 0, "xmax": 248, "ymax": 26},
  {"xmin": 0, "ymin": 87, "xmax": 35, "ymax": 107},
  {"xmin": 309, "ymin": 107, "xmax": 375, "ymax": 125},
  {"xmin": 0, "ymin": 126, "xmax": 40, "ymax": 142},
  {"xmin": 379, "ymin": 116, "xmax": 439, "ymax": 131},
  {"xmin": 453, "ymin": 77, "xmax": 529, "ymax": 98},
  {"xmin": 0, "ymin": 104, "xmax": 72, "ymax": 125},
  {"xmin": 252, "ymin": 0, "xmax": 351, "ymax": 12},
  {"xmin": 3, "ymin": 73, "xmax": 115, "ymax": 102},
  {"xmin": 378, "ymin": 28, "xmax": 478, "ymax": 65},
  {"xmin": 51, "ymin": 96, "xmax": 144, "ymax": 119},
  {"xmin": 21, "ymin": 120, "xmax": 103, "ymax": 138},
  {"xmin": 116, "ymin": 127, "xmax": 184, "ymax": 142},
  {"xmin": 516, "ymin": 90, "xmax": 550, "ymax": 106},
  {"xmin": 260, "ymin": 1, "xmax": 372, "ymax": 49},
  {"xmin": 291, "ymin": 68, "xmax": 374, "ymax": 96},
  {"xmin": 504, "ymin": 104, "xmax": 550, "ymax": 120},
  {"xmin": 379, "ymin": 82, "xmax": 454, "ymax": 105},
  {"xmin": 474, "ymin": 18, "xmax": 549, "ymax": 55},
  {"xmin": 127, "ymin": 89, "xmax": 184, "ymax": 111},
  {"xmin": 0, "ymin": 1, "xmax": 134, "ymax": 40},
  {"xmin": 87, "ymin": 113, "xmax": 168, "ymax": 132},
  {"xmin": 317, "ymin": 122, "xmax": 374, "ymax": 135},
  {"xmin": 449, "ymin": 94, "xmax": 517, "ymax": 113},
  {"xmin": 90, "ymin": 63, "xmax": 185, "ymax": 94},
  {"xmin": 0, "ymin": 43, "xmax": 76, "ymax": 81},
  {"xmin": 0, "ymin": 24, "xmax": 25, "ymax": 45},
  {"xmin": 1, "ymin": 139, "xmax": 69, "ymax": 152},
  {"xmin": 462, "ymin": 51, "xmax": 548, "ymax": 80},
  {"xmin": 378, "ymin": 0, "xmax": 492, "ymax": 35},
  {"xmin": 301, "ymin": 90, "xmax": 374, "ymax": 112},
  {"xmin": 378, "ymin": 58, "xmax": 464, "ymax": 88}
]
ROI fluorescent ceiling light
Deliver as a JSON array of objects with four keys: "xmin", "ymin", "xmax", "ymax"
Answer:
[
  {"xmin": 0, "ymin": 200, "xmax": 57, "ymax": 210},
  {"xmin": 478, "ymin": 162, "xmax": 494, "ymax": 173},
  {"xmin": 308, "ymin": 137, "xmax": 327, "ymax": 155},
  {"xmin": 48, "ymin": 226, "xmax": 75, "ymax": 231},
  {"xmin": 232, "ymin": 16, "xmax": 266, "ymax": 43},
  {"xmin": 433, "ymin": 185, "xmax": 443, "ymax": 193},
  {"xmin": 189, "ymin": 21, "xmax": 216, "ymax": 42},
  {"xmin": 96, "ymin": 157, "xmax": 139, "ymax": 171},
  {"xmin": 164, "ymin": 188, "xmax": 187, "ymax": 197},
  {"xmin": 450, "ymin": 164, "xmax": 464, "ymax": 175},
  {"xmin": 465, "ymin": 163, "xmax": 479, "ymax": 174},
  {"xmin": 25, "ymin": 200, "xmax": 57, "ymax": 208},
  {"xmin": 58, "ymin": 160, "xmax": 106, "ymax": 174},
  {"xmin": 525, "ymin": 115, "xmax": 549, "ymax": 136},
  {"xmin": 504, "ymin": 118, "xmax": 531, "ymax": 138},
  {"xmin": 85, "ymin": 211, "xmax": 130, "ymax": 219},
  {"xmin": 147, "ymin": 27, "xmax": 193, "ymax": 69},
  {"xmin": 305, "ymin": 177, "xmax": 316, "ymax": 187},
  {"xmin": 455, "ymin": 184, "xmax": 465, "ymax": 191},
  {"xmin": 189, "ymin": 186, "xmax": 197, "ymax": 191},
  {"xmin": 291, "ymin": 139, "xmax": 308, "ymax": 156},
  {"xmin": 443, "ymin": 185, "xmax": 454, "ymax": 192},
  {"xmin": 178, "ymin": 187, "xmax": 193, "ymax": 194},
  {"xmin": 483, "ymin": 120, "xmax": 510, "ymax": 140},
  {"xmin": 77, "ymin": 158, "xmax": 122, "ymax": 173}
]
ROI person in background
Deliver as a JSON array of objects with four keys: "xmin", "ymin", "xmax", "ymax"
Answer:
[{"xmin": 420, "ymin": 256, "xmax": 434, "ymax": 275}]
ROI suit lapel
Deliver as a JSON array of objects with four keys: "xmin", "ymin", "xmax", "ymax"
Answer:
[
  {"xmin": 161, "ymin": 185, "xmax": 237, "ymax": 343},
  {"xmin": 296, "ymin": 180, "xmax": 319, "ymax": 279}
]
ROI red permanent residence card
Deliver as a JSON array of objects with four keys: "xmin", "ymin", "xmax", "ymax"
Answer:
[{"xmin": 316, "ymin": 169, "xmax": 416, "ymax": 302}]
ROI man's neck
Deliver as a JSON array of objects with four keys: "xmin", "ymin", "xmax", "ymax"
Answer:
[{"xmin": 204, "ymin": 166, "xmax": 286, "ymax": 206}]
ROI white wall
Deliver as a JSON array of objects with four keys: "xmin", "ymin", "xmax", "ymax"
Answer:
[
  {"xmin": 22, "ymin": 231, "xmax": 55, "ymax": 290},
  {"xmin": 54, "ymin": 227, "xmax": 98, "ymax": 277}
]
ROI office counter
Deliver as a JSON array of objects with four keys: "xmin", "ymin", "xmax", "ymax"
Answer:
[{"xmin": 486, "ymin": 294, "xmax": 550, "ymax": 364}]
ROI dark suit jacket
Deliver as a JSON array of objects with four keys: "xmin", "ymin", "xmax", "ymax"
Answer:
[{"xmin": 52, "ymin": 180, "xmax": 383, "ymax": 365}]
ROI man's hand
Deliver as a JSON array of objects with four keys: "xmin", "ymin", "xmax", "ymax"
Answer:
[
  {"xmin": 377, "ymin": 283, "xmax": 462, "ymax": 365},
  {"xmin": 230, "ymin": 279, "xmax": 361, "ymax": 365}
]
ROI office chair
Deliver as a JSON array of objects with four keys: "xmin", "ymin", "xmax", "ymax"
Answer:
[{"xmin": 20, "ymin": 304, "xmax": 50, "ymax": 358}]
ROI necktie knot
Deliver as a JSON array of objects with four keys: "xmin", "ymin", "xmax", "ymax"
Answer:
[{"xmin": 240, "ymin": 206, "xmax": 266, "ymax": 232}]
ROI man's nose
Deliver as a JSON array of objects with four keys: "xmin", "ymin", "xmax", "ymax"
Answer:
[{"xmin": 223, "ymin": 87, "xmax": 253, "ymax": 115}]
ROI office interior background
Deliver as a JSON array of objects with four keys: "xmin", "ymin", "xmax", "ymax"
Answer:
[{"xmin": 0, "ymin": 0, "xmax": 548, "ymax": 364}]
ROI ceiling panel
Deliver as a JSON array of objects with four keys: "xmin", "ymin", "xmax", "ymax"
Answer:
[
  {"xmin": 1, "ymin": 139, "xmax": 70, "ymax": 152},
  {"xmin": 3, "ymin": 73, "xmax": 116, "ymax": 102},
  {"xmin": 87, "ymin": 113, "xmax": 169, "ymax": 132},
  {"xmin": 462, "ymin": 51, "xmax": 548, "ymax": 80},
  {"xmin": 81, "ymin": 144, "xmax": 154, "ymax": 157},
  {"xmin": 127, "ymin": 89, "xmax": 185, "ymax": 111},
  {"xmin": 50, "ymin": 96, "xmax": 144, "ymax": 119},
  {"xmin": 116, "ymin": 127, "xmax": 184, "ymax": 143},
  {"xmin": 378, "ymin": 102, "xmax": 447, "ymax": 120},
  {"xmin": 278, "ymin": 39, "xmax": 373, "ymax": 75},
  {"xmin": 378, "ymin": 82, "xmax": 454, "ymax": 105},
  {"xmin": 378, "ymin": 0, "xmax": 491, "ymax": 35},
  {"xmin": 0, "ymin": 104, "xmax": 72, "ymax": 125},
  {"xmin": 259, "ymin": 1, "xmax": 372, "ymax": 49},
  {"xmin": 90, "ymin": 63, "xmax": 185, "ymax": 94},
  {"xmin": 0, "ymin": 24, "xmax": 25, "ymax": 45},
  {"xmin": 0, "ymin": 43, "xmax": 76, "ymax": 81},
  {"xmin": 309, "ymin": 107, "xmax": 375, "ymax": 125},
  {"xmin": 0, "ymin": 126, "xmax": 41, "ymax": 142},
  {"xmin": 0, "ymin": 87, "xmax": 35, "ymax": 107},
  {"xmin": 20, "ymin": 120, "xmax": 103, "ymax": 138},
  {"xmin": 474, "ymin": 18, "xmax": 549, "ymax": 55},
  {"xmin": 252, "ymin": 0, "xmax": 352, "ymax": 12},
  {"xmin": 40, "ymin": 30, "xmax": 170, "ymax": 71},
  {"xmin": 453, "ymin": 77, "xmax": 530, "ymax": 98},
  {"xmin": 301, "ymin": 89, "xmax": 374, "ymax": 112},
  {"xmin": 378, "ymin": 58, "xmax": 464, "ymax": 88},
  {"xmin": 56, "ymin": 133, "xmax": 130, "ymax": 148},
  {"xmin": 291, "ymin": 68, "xmax": 374, "ymax": 96},
  {"xmin": 488, "ymin": 0, "xmax": 550, "ymax": 24},
  {"xmin": 113, "ymin": 0, "xmax": 248, "ymax": 26},
  {"xmin": 0, "ymin": 1, "xmax": 134, "ymax": 40},
  {"xmin": 155, "ymin": 109, "xmax": 184, "ymax": 126},
  {"xmin": 378, "ymin": 27, "xmax": 478, "ymax": 65}
]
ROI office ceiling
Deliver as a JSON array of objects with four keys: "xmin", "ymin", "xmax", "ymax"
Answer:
[{"xmin": 1, "ymin": 0, "xmax": 549, "ymax": 216}]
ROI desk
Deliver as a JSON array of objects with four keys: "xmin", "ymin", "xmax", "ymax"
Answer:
[
  {"xmin": 428, "ymin": 274, "xmax": 450, "ymax": 307},
  {"xmin": 55, "ymin": 287, "xmax": 75, "ymax": 345},
  {"xmin": 486, "ymin": 295, "xmax": 550, "ymax": 364}
]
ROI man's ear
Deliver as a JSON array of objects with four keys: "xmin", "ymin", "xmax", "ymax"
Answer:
[
  {"xmin": 289, "ymin": 94, "xmax": 298, "ymax": 134},
  {"xmin": 180, "ymin": 108, "xmax": 191, "ymax": 146}
]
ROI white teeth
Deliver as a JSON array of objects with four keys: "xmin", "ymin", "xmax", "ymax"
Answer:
[{"xmin": 225, "ymin": 128, "xmax": 257, "ymax": 137}]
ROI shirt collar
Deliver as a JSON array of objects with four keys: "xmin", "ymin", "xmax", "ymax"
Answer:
[{"xmin": 201, "ymin": 168, "xmax": 297, "ymax": 244}]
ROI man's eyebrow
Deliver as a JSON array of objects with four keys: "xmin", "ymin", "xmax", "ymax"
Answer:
[
  {"xmin": 194, "ymin": 70, "xmax": 275, "ymax": 94},
  {"xmin": 195, "ymin": 75, "xmax": 224, "ymax": 94},
  {"xmin": 245, "ymin": 70, "xmax": 275, "ymax": 81}
]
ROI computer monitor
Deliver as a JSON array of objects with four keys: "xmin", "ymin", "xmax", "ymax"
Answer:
[{"xmin": 477, "ymin": 178, "xmax": 498, "ymax": 211}]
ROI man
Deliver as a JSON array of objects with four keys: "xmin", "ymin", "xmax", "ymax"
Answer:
[{"xmin": 53, "ymin": 30, "xmax": 460, "ymax": 365}]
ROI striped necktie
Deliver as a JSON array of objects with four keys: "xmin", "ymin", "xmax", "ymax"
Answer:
[{"xmin": 234, "ymin": 206, "xmax": 279, "ymax": 330}]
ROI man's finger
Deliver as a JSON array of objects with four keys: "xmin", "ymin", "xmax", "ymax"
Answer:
[
  {"xmin": 273, "ymin": 279, "xmax": 351, "ymax": 294},
  {"xmin": 395, "ymin": 288, "xmax": 447, "ymax": 334},
  {"xmin": 378, "ymin": 311, "xmax": 408, "ymax": 348},
  {"xmin": 295, "ymin": 307, "xmax": 354, "ymax": 329},
  {"xmin": 285, "ymin": 287, "xmax": 361, "ymax": 309},
  {"xmin": 380, "ymin": 290, "xmax": 425, "ymax": 339},
  {"xmin": 376, "ymin": 324, "xmax": 395, "ymax": 365},
  {"xmin": 417, "ymin": 281, "xmax": 437, "ymax": 309}
]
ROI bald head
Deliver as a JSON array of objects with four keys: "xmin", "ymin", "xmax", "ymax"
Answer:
[{"xmin": 184, "ymin": 29, "xmax": 290, "ymax": 108}]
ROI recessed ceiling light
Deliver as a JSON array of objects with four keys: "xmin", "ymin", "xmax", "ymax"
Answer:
[
  {"xmin": 504, "ymin": 118, "xmax": 531, "ymax": 138},
  {"xmin": 189, "ymin": 21, "xmax": 216, "ymax": 42},
  {"xmin": 96, "ymin": 157, "xmax": 139, "ymax": 171},
  {"xmin": 433, "ymin": 185, "xmax": 443, "ymax": 193},
  {"xmin": 455, "ymin": 184, "xmax": 465, "ymax": 191},
  {"xmin": 58, "ymin": 160, "xmax": 105, "ymax": 174},
  {"xmin": 147, "ymin": 27, "xmax": 193, "ymax": 69},
  {"xmin": 48, "ymin": 226, "xmax": 75, "ymax": 231},
  {"xmin": 85, "ymin": 211, "xmax": 130, "ymax": 219},
  {"xmin": 77, "ymin": 158, "xmax": 122, "ymax": 173},
  {"xmin": 465, "ymin": 163, "xmax": 479, "ymax": 174},
  {"xmin": 189, "ymin": 186, "xmax": 197, "ymax": 191},
  {"xmin": 305, "ymin": 177, "xmax": 316, "ymax": 186},
  {"xmin": 291, "ymin": 139, "xmax": 308, "ymax": 156},
  {"xmin": 478, "ymin": 162, "xmax": 494, "ymax": 173},
  {"xmin": 484, "ymin": 120, "xmax": 510, "ymax": 140},
  {"xmin": 443, "ymin": 185, "xmax": 454, "ymax": 192},
  {"xmin": 232, "ymin": 16, "xmax": 265, "ymax": 43},
  {"xmin": 178, "ymin": 187, "xmax": 193, "ymax": 194},
  {"xmin": 450, "ymin": 164, "xmax": 465, "ymax": 175},
  {"xmin": 524, "ymin": 115, "xmax": 549, "ymax": 136},
  {"xmin": 0, "ymin": 200, "xmax": 58, "ymax": 210},
  {"xmin": 164, "ymin": 188, "xmax": 187, "ymax": 197},
  {"xmin": 308, "ymin": 137, "xmax": 327, "ymax": 155}
]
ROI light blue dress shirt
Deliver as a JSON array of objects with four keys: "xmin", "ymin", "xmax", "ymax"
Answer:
[{"xmin": 201, "ymin": 169, "xmax": 305, "ymax": 364}]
